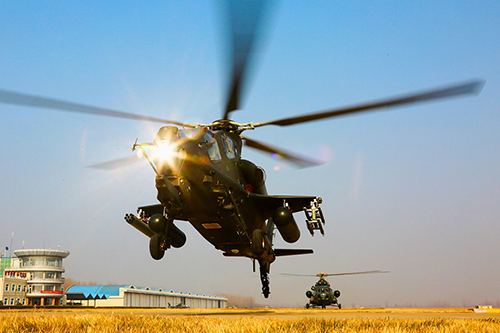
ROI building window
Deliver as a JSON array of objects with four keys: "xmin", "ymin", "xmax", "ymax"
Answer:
[
  {"xmin": 22, "ymin": 299, "xmax": 26, "ymax": 305},
  {"xmin": 17, "ymin": 285, "xmax": 21, "ymax": 292},
  {"xmin": 5, "ymin": 284, "xmax": 8, "ymax": 291},
  {"xmin": 34, "ymin": 258, "xmax": 45, "ymax": 266},
  {"xmin": 34, "ymin": 272, "xmax": 44, "ymax": 279},
  {"xmin": 3, "ymin": 298, "xmax": 7, "ymax": 305},
  {"xmin": 10, "ymin": 298, "xmax": 14, "ymax": 305},
  {"xmin": 46, "ymin": 272, "xmax": 55, "ymax": 279},
  {"xmin": 47, "ymin": 258, "xmax": 56, "ymax": 266},
  {"xmin": 23, "ymin": 285, "xmax": 26, "ymax": 292},
  {"xmin": 11, "ymin": 284, "xmax": 15, "ymax": 292},
  {"xmin": 16, "ymin": 298, "xmax": 20, "ymax": 305}
]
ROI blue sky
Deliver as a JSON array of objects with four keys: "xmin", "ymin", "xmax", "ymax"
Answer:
[{"xmin": 1, "ymin": 0, "xmax": 499, "ymax": 307}]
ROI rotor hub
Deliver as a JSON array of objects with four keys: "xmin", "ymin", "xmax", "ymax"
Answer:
[{"xmin": 208, "ymin": 119, "xmax": 241, "ymax": 132}]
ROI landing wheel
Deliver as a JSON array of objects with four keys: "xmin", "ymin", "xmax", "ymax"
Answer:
[
  {"xmin": 338, "ymin": 303, "xmax": 342, "ymax": 309},
  {"xmin": 259, "ymin": 264, "xmax": 270, "ymax": 298},
  {"xmin": 305, "ymin": 303, "xmax": 310, "ymax": 309},
  {"xmin": 149, "ymin": 234, "xmax": 166, "ymax": 260},
  {"xmin": 318, "ymin": 207, "xmax": 325, "ymax": 235},
  {"xmin": 263, "ymin": 285, "xmax": 270, "ymax": 298},
  {"xmin": 252, "ymin": 229, "xmax": 266, "ymax": 256}
]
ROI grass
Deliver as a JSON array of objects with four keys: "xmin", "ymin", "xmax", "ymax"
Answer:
[{"xmin": 0, "ymin": 309, "xmax": 499, "ymax": 332}]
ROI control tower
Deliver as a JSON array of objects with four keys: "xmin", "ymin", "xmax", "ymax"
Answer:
[{"xmin": 11, "ymin": 249, "xmax": 70, "ymax": 306}]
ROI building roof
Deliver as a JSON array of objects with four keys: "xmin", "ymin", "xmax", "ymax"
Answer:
[
  {"xmin": 66, "ymin": 285, "xmax": 130, "ymax": 299},
  {"xmin": 14, "ymin": 249, "xmax": 70, "ymax": 258}
]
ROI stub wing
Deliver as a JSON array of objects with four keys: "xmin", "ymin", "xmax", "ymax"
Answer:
[
  {"xmin": 137, "ymin": 204, "xmax": 164, "ymax": 217},
  {"xmin": 252, "ymin": 194, "xmax": 325, "ymax": 236},
  {"xmin": 137, "ymin": 195, "xmax": 318, "ymax": 218},
  {"xmin": 251, "ymin": 194, "xmax": 317, "ymax": 214}
]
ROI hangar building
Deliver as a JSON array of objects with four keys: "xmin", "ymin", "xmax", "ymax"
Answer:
[{"xmin": 66, "ymin": 285, "xmax": 227, "ymax": 308}]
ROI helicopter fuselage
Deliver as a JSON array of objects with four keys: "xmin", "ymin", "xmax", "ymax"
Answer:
[
  {"xmin": 124, "ymin": 125, "xmax": 324, "ymax": 298},
  {"xmin": 306, "ymin": 277, "xmax": 341, "ymax": 309},
  {"xmin": 133, "ymin": 126, "xmax": 318, "ymax": 259}
]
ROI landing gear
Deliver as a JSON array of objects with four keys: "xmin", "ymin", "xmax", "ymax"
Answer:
[
  {"xmin": 149, "ymin": 234, "xmax": 166, "ymax": 260},
  {"xmin": 252, "ymin": 226, "xmax": 273, "ymax": 299},
  {"xmin": 149, "ymin": 215, "xmax": 175, "ymax": 260},
  {"xmin": 252, "ymin": 229, "xmax": 266, "ymax": 256},
  {"xmin": 259, "ymin": 263, "xmax": 270, "ymax": 298},
  {"xmin": 305, "ymin": 198, "xmax": 326, "ymax": 236}
]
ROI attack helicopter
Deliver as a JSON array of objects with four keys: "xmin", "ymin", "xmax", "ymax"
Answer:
[
  {"xmin": 281, "ymin": 271, "xmax": 388, "ymax": 309},
  {"xmin": 0, "ymin": 1, "xmax": 485, "ymax": 299}
]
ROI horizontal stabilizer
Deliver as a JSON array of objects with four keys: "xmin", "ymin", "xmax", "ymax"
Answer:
[
  {"xmin": 222, "ymin": 252, "xmax": 244, "ymax": 257},
  {"xmin": 274, "ymin": 249, "xmax": 313, "ymax": 257}
]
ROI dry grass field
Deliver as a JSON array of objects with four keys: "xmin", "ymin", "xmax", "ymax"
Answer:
[{"xmin": 1, "ymin": 308, "xmax": 499, "ymax": 332}]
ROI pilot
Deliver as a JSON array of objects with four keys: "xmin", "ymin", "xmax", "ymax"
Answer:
[{"xmin": 154, "ymin": 126, "xmax": 180, "ymax": 144}]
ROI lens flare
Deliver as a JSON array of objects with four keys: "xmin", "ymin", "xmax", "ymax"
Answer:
[
  {"xmin": 154, "ymin": 142, "xmax": 177, "ymax": 162},
  {"xmin": 152, "ymin": 141, "xmax": 181, "ymax": 172}
]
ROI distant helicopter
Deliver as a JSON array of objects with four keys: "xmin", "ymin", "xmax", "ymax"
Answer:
[
  {"xmin": 281, "ymin": 271, "xmax": 388, "ymax": 309},
  {"xmin": 0, "ymin": 1, "xmax": 484, "ymax": 298}
]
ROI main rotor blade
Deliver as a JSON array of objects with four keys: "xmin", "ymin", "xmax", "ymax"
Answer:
[
  {"xmin": 87, "ymin": 155, "xmax": 143, "ymax": 170},
  {"xmin": 279, "ymin": 270, "xmax": 389, "ymax": 277},
  {"xmin": 257, "ymin": 80, "xmax": 485, "ymax": 127},
  {"xmin": 242, "ymin": 136, "xmax": 322, "ymax": 168},
  {"xmin": 323, "ymin": 270, "xmax": 389, "ymax": 277},
  {"xmin": 0, "ymin": 89, "xmax": 188, "ymax": 126},
  {"xmin": 222, "ymin": 0, "xmax": 271, "ymax": 119}
]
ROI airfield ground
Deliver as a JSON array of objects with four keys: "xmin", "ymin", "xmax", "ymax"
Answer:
[
  {"xmin": 1, "ymin": 308, "xmax": 500, "ymax": 332},
  {"xmin": 1, "ymin": 307, "xmax": 500, "ymax": 319}
]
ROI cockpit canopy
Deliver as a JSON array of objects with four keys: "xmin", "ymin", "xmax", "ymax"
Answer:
[
  {"xmin": 203, "ymin": 130, "xmax": 239, "ymax": 162},
  {"xmin": 150, "ymin": 126, "xmax": 240, "ymax": 175}
]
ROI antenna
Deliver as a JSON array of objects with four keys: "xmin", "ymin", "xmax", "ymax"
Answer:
[{"xmin": 10, "ymin": 232, "xmax": 13, "ymax": 257}]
